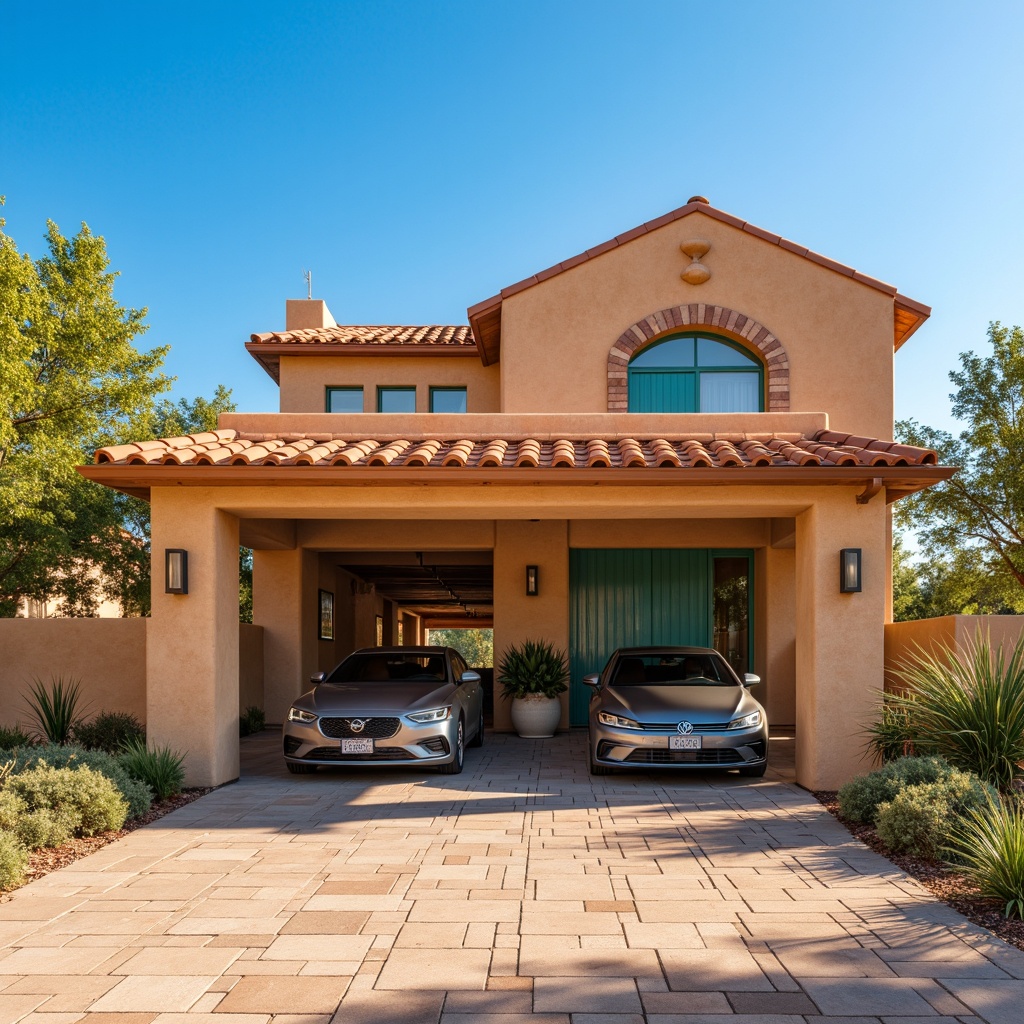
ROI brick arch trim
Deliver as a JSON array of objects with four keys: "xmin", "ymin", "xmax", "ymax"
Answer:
[{"xmin": 607, "ymin": 304, "xmax": 790, "ymax": 412}]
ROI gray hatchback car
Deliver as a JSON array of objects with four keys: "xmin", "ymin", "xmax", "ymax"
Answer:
[
  {"xmin": 585, "ymin": 646, "xmax": 768, "ymax": 776},
  {"xmin": 282, "ymin": 646, "xmax": 484, "ymax": 775}
]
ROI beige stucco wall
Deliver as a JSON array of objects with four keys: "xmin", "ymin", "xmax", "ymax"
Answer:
[
  {"xmin": 278, "ymin": 354, "xmax": 500, "ymax": 413},
  {"xmin": 498, "ymin": 210, "xmax": 896, "ymax": 438},
  {"xmin": 238, "ymin": 623, "xmax": 265, "ymax": 713}
]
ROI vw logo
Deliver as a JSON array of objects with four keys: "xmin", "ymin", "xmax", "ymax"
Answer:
[
  {"xmin": 347, "ymin": 719, "xmax": 368, "ymax": 734},
  {"xmin": 677, "ymin": 721, "xmax": 694, "ymax": 735}
]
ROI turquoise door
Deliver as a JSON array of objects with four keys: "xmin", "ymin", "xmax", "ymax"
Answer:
[
  {"xmin": 628, "ymin": 370, "xmax": 696, "ymax": 412},
  {"xmin": 569, "ymin": 549, "xmax": 710, "ymax": 725}
]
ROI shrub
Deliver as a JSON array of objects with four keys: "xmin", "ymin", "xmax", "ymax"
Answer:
[
  {"xmin": 890, "ymin": 633, "xmax": 1024, "ymax": 790},
  {"xmin": 876, "ymin": 773, "xmax": 996, "ymax": 860},
  {"xmin": 865, "ymin": 695, "xmax": 931, "ymax": 764},
  {"xmin": 73, "ymin": 712, "xmax": 145, "ymax": 755},
  {"xmin": 239, "ymin": 705, "xmax": 265, "ymax": 737},
  {"xmin": 0, "ymin": 726, "xmax": 33, "ymax": 749},
  {"xmin": 6, "ymin": 763, "xmax": 128, "ymax": 837},
  {"xmin": 23, "ymin": 676, "xmax": 86, "ymax": 744},
  {"xmin": 118, "ymin": 737, "xmax": 185, "ymax": 800},
  {"xmin": 838, "ymin": 756, "xmax": 963, "ymax": 824},
  {"xmin": 947, "ymin": 798, "xmax": 1024, "ymax": 918},
  {"xmin": 0, "ymin": 743, "xmax": 151, "ymax": 820},
  {"xmin": 0, "ymin": 831, "xmax": 28, "ymax": 890},
  {"xmin": 497, "ymin": 639, "xmax": 569, "ymax": 699},
  {"xmin": 0, "ymin": 791, "xmax": 73, "ymax": 849}
]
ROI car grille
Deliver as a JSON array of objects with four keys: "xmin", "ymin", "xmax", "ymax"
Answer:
[
  {"xmin": 636, "ymin": 721, "xmax": 733, "ymax": 732},
  {"xmin": 304, "ymin": 746, "xmax": 410, "ymax": 761},
  {"xmin": 319, "ymin": 717, "xmax": 400, "ymax": 739},
  {"xmin": 623, "ymin": 748, "xmax": 743, "ymax": 765}
]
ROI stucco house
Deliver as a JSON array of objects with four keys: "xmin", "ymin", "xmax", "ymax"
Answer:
[{"xmin": 80, "ymin": 196, "xmax": 951, "ymax": 790}]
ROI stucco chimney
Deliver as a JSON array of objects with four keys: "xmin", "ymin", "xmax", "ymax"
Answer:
[{"xmin": 286, "ymin": 299, "xmax": 337, "ymax": 331}]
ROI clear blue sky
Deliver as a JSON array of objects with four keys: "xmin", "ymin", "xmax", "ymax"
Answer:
[{"xmin": 3, "ymin": 1, "xmax": 1022, "ymax": 433}]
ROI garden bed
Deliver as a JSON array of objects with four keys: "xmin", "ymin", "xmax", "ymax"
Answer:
[
  {"xmin": 2, "ymin": 786, "xmax": 211, "ymax": 896},
  {"xmin": 816, "ymin": 790, "xmax": 1024, "ymax": 953}
]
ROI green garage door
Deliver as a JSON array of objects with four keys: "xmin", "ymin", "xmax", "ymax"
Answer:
[{"xmin": 569, "ymin": 549, "xmax": 753, "ymax": 725}]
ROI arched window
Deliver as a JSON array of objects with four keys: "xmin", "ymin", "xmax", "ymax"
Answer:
[{"xmin": 627, "ymin": 333, "xmax": 764, "ymax": 412}]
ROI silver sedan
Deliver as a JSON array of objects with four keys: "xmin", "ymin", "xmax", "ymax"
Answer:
[
  {"xmin": 585, "ymin": 646, "xmax": 768, "ymax": 776},
  {"xmin": 282, "ymin": 647, "xmax": 484, "ymax": 775}
]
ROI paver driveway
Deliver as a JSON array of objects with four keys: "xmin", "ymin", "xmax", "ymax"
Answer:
[{"xmin": 2, "ymin": 731, "xmax": 1024, "ymax": 1024}]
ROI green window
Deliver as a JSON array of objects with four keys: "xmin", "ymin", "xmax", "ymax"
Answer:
[
  {"xmin": 326, "ymin": 386, "xmax": 363, "ymax": 413},
  {"xmin": 430, "ymin": 387, "xmax": 467, "ymax": 413},
  {"xmin": 627, "ymin": 333, "xmax": 763, "ymax": 412},
  {"xmin": 377, "ymin": 386, "xmax": 416, "ymax": 412}
]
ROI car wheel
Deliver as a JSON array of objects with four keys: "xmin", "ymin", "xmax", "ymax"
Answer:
[
  {"xmin": 468, "ymin": 706, "xmax": 484, "ymax": 747},
  {"xmin": 438, "ymin": 718, "xmax": 465, "ymax": 774},
  {"xmin": 286, "ymin": 762, "xmax": 317, "ymax": 775},
  {"xmin": 738, "ymin": 761, "xmax": 767, "ymax": 778}
]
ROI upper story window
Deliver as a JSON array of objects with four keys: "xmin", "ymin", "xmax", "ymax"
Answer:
[
  {"xmin": 378, "ymin": 386, "xmax": 416, "ymax": 413},
  {"xmin": 326, "ymin": 386, "xmax": 363, "ymax": 413},
  {"xmin": 430, "ymin": 387, "xmax": 467, "ymax": 413},
  {"xmin": 627, "ymin": 333, "xmax": 764, "ymax": 412}
]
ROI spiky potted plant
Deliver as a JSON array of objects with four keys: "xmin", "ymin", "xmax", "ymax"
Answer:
[{"xmin": 497, "ymin": 639, "xmax": 569, "ymax": 738}]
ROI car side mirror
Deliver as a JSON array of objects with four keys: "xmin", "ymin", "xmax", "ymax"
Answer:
[
  {"xmin": 583, "ymin": 673, "xmax": 601, "ymax": 689},
  {"xmin": 461, "ymin": 670, "xmax": 481, "ymax": 685},
  {"xmin": 310, "ymin": 671, "xmax": 326, "ymax": 687},
  {"xmin": 743, "ymin": 673, "xmax": 761, "ymax": 687}
]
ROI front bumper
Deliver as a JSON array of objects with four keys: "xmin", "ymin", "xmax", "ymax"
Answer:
[
  {"xmin": 283, "ymin": 712, "xmax": 458, "ymax": 767},
  {"xmin": 590, "ymin": 720, "xmax": 768, "ymax": 769}
]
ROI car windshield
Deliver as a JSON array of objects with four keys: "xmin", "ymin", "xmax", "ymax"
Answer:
[
  {"xmin": 610, "ymin": 653, "xmax": 736, "ymax": 687},
  {"xmin": 327, "ymin": 653, "xmax": 447, "ymax": 684}
]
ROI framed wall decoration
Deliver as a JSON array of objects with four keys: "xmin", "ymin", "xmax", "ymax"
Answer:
[{"xmin": 318, "ymin": 589, "xmax": 334, "ymax": 641}]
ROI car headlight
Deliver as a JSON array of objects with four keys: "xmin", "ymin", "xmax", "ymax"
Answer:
[
  {"xmin": 287, "ymin": 707, "xmax": 317, "ymax": 724},
  {"xmin": 407, "ymin": 706, "xmax": 451, "ymax": 724},
  {"xmin": 598, "ymin": 711, "xmax": 641, "ymax": 730},
  {"xmin": 728, "ymin": 710, "xmax": 762, "ymax": 730}
]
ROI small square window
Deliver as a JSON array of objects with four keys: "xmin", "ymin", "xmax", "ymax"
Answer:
[
  {"xmin": 378, "ymin": 387, "xmax": 416, "ymax": 413},
  {"xmin": 326, "ymin": 387, "xmax": 363, "ymax": 413},
  {"xmin": 430, "ymin": 387, "xmax": 467, "ymax": 413}
]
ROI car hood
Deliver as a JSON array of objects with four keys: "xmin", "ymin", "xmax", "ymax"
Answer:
[
  {"xmin": 603, "ymin": 684, "xmax": 756, "ymax": 723},
  {"xmin": 295, "ymin": 682, "xmax": 456, "ymax": 715}
]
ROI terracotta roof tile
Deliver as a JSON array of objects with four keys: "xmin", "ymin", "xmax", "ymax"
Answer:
[{"xmin": 93, "ymin": 429, "xmax": 940, "ymax": 473}]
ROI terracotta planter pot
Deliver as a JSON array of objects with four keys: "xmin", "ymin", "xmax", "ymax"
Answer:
[{"xmin": 510, "ymin": 694, "xmax": 562, "ymax": 738}]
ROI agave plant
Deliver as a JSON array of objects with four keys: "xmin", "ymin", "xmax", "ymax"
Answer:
[
  {"xmin": 497, "ymin": 639, "xmax": 569, "ymax": 700},
  {"xmin": 23, "ymin": 676, "xmax": 86, "ymax": 745},
  {"xmin": 888, "ymin": 632, "xmax": 1024, "ymax": 791}
]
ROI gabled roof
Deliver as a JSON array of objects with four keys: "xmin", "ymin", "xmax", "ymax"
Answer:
[
  {"xmin": 246, "ymin": 325, "xmax": 477, "ymax": 382},
  {"xmin": 467, "ymin": 198, "xmax": 931, "ymax": 366}
]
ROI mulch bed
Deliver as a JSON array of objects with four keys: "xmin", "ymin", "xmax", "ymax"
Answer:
[
  {"xmin": 815, "ymin": 790, "xmax": 1024, "ymax": 953},
  {"xmin": 1, "ymin": 787, "xmax": 212, "ymax": 897}
]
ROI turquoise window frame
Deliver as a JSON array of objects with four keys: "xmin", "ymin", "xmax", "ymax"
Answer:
[
  {"xmin": 429, "ymin": 386, "xmax": 468, "ymax": 413},
  {"xmin": 377, "ymin": 386, "xmax": 417, "ymax": 413},
  {"xmin": 325, "ymin": 386, "xmax": 364, "ymax": 413},
  {"xmin": 627, "ymin": 333, "xmax": 764, "ymax": 412}
]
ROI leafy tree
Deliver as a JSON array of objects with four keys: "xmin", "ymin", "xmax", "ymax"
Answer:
[
  {"xmin": 426, "ymin": 628, "xmax": 493, "ymax": 667},
  {"xmin": 896, "ymin": 322, "xmax": 1024, "ymax": 616}
]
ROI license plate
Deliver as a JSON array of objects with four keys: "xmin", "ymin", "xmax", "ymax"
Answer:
[
  {"xmin": 341, "ymin": 738, "xmax": 374, "ymax": 754},
  {"xmin": 670, "ymin": 736, "xmax": 702, "ymax": 750}
]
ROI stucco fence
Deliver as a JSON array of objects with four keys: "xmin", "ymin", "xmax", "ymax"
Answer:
[{"xmin": 0, "ymin": 619, "xmax": 264, "ymax": 733}]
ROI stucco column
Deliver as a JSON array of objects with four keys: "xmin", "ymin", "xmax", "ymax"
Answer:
[
  {"xmin": 148, "ymin": 489, "xmax": 240, "ymax": 787},
  {"xmin": 254, "ymin": 547, "xmax": 318, "ymax": 726},
  {"xmin": 795, "ymin": 491, "xmax": 886, "ymax": 790},
  {"xmin": 492, "ymin": 520, "xmax": 569, "ymax": 731}
]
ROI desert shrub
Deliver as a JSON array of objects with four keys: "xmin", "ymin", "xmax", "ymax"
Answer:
[
  {"xmin": 889, "ymin": 633, "xmax": 1024, "ymax": 790},
  {"xmin": 838, "ymin": 756, "xmax": 963, "ymax": 824},
  {"xmin": 0, "ymin": 744, "xmax": 151, "ymax": 820},
  {"xmin": 875, "ymin": 773, "xmax": 996, "ymax": 861},
  {"xmin": 23, "ymin": 676, "xmax": 86, "ymax": 744},
  {"xmin": 73, "ymin": 712, "xmax": 145, "ymax": 755},
  {"xmin": 0, "ymin": 832, "xmax": 28, "ymax": 890},
  {"xmin": 118, "ymin": 738, "xmax": 185, "ymax": 800},
  {"xmin": 239, "ymin": 705, "xmax": 265, "ymax": 737},
  {"xmin": 947, "ymin": 798, "xmax": 1024, "ymax": 918},
  {"xmin": 865, "ymin": 695, "xmax": 932, "ymax": 764},
  {"xmin": 6, "ymin": 763, "xmax": 127, "ymax": 837},
  {"xmin": 0, "ymin": 726, "xmax": 33, "ymax": 749},
  {"xmin": 0, "ymin": 790, "xmax": 73, "ymax": 849}
]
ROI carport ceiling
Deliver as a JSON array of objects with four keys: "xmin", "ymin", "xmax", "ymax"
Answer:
[{"xmin": 337, "ymin": 557, "xmax": 493, "ymax": 618}]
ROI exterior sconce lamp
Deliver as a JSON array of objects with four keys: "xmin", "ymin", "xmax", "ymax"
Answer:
[
  {"xmin": 525, "ymin": 565, "xmax": 539, "ymax": 596},
  {"xmin": 165, "ymin": 549, "xmax": 189, "ymax": 594},
  {"xmin": 840, "ymin": 548, "xmax": 862, "ymax": 593}
]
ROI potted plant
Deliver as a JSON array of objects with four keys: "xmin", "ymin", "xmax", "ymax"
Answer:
[{"xmin": 498, "ymin": 639, "xmax": 569, "ymax": 738}]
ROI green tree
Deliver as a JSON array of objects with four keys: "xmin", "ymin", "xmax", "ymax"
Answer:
[
  {"xmin": 897, "ymin": 322, "xmax": 1024, "ymax": 614},
  {"xmin": 426, "ymin": 628, "xmax": 493, "ymax": 667}
]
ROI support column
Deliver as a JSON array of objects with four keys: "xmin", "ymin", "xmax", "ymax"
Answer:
[
  {"xmin": 148, "ymin": 490, "xmax": 239, "ymax": 787},
  {"xmin": 795, "ymin": 491, "xmax": 886, "ymax": 790}
]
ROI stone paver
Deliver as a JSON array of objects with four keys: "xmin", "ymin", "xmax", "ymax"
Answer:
[{"xmin": 0, "ymin": 729, "xmax": 1023, "ymax": 1022}]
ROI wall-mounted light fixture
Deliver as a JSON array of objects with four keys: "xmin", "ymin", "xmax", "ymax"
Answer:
[
  {"xmin": 165, "ymin": 549, "xmax": 189, "ymax": 594},
  {"xmin": 840, "ymin": 548, "xmax": 862, "ymax": 593},
  {"xmin": 525, "ymin": 565, "xmax": 539, "ymax": 596}
]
